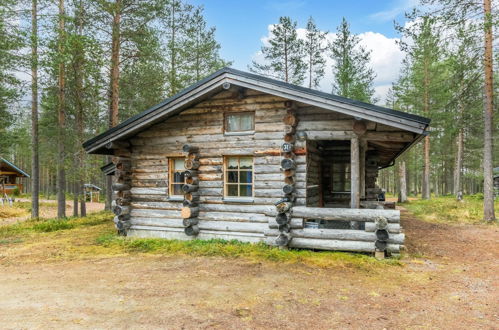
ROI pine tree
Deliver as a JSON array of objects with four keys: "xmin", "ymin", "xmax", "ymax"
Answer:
[
  {"xmin": 304, "ymin": 17, "xmax": 327, "ymax": 89},
  {"xmin": 160, "ymin": 0, "xmax": 192, "ymax": 96},
  {"xmin": 250, "ymin": 16, "xmax": 305, "ymax": 85},
  {"xmin": 184, "ymin": 6, "xmax": 231, "ymax": 84},
  {"xmin": 0, "ymin": 0, "xmax": 22, "ymax": 154},
  {"xmin": 330, "ymin": 18, "xmax": 376, "ymax": 102}
]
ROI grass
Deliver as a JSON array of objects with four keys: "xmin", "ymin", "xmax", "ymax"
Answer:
[
  {"xmin": 0, "ymin": 206, "xmax": 28, "ymax": 219},
  {"xmin": 0, "ymin": 211, "xmax": 400, "ymax": 270},
  {"xmin": 0, "ymin": 201, "xmax": 58, "ymax": 220},
  {"xmin": 400, "ymin": 194, "xmax": 499, "ymax": 225}
]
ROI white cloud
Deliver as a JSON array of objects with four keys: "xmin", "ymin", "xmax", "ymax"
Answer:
[
  {"xmin": 369, "ymin": 0, "xmax": 419, "ymax": 22},
  {"xmin": 250, "ymin": 25, "xmax": 405, "ymax": 105}
]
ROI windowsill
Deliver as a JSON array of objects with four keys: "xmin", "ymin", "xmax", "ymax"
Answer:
[
  {"xmin": 224, "ymin": 130, "xmax": 255, "ymax": 136},
  {"xmin": 168, "ymin": 196, "xmax": 184, "ymax": 202},
  {"xmin": 223, "ymin": 197, "xmax": 254, "ymax": 203}
]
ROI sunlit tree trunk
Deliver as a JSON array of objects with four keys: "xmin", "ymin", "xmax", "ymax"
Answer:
[{"xmin": 482, "ymin": 0, "xmax": 495, "ymax": 221}]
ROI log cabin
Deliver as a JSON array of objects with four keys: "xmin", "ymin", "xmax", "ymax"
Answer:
[
  {"xmin": 84, "ymin": 68, "xmax": 430, "ymax": 256},
  {"xmin": 0, "ymin": 157, "xmax": 30, "ymax": 196}
]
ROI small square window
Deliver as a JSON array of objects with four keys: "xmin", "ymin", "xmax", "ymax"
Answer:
[{"xmin": 225, "ymin": 112, "xmax": 254, "ymax": 133}]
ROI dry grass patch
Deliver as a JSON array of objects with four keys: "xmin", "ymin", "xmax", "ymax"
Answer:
[
  {"xmin": 401, "ymin": 195, "xmax": 499, "ymax": 225},
  {"xmin": 0, "ymin": 211, "xmax": 401, "ymax": 271},
  {"xmin": 0, "ymin": 206, "xmax": 28, "ymax": 219}
]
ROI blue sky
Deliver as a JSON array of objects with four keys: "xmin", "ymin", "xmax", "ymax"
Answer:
[{"xmin": 189, "ymin": 0, "xmax": 415, "ymax": 71}]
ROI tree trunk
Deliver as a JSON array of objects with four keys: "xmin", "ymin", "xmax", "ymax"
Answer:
[
  {"xmin": 57, "ymin": 0, "xmax": 66, "ymax": 219},
  {"xmin": 75, "ymin": 0, "xmax": 86, "ymax": 217},
  {"xmin": 73, "ymin": 181, "xmax": 78, "ymax": 217},
  {"xmin": 454, "ymin": 128, "xmax": 464, "ymax": 197},
  {"xmin": 422, "ymin": 55, "xmax": 431, "ymax": 200},
  {"xmin": 30, "ymin": 0, "xmax": 39, "ymax": 219},
  {"xmin": 482, "ymin": 0, "xmax": 495, "ymax": 221},
  {"xmin": 106, "ymin": 0, "xmax": 122, "ymax": 211},
  {"xmin": 398, "ymin": 161, "xmax": 407, "ymax": 203}
]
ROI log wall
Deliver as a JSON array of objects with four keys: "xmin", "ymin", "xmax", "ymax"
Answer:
[{"xmin": 116, "ymin": 88, "xmax": 407, "ymax": 253}]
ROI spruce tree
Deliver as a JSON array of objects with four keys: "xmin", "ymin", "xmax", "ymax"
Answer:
[
  {"xmin": 250, "ymin": 16, "xmax": 305, "ymax": 85},
  {"xmin": 330, "ymin": 17, "xmax": 376, "ymax": 102},
  {"xmin": 184, "ymin": 6, "xmax": 231, "ymax": 84},
  {"xmin": 304, "ymin": 17, "xmax": 327, "ymax": 89}
]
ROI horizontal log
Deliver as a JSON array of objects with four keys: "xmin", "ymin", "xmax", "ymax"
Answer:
[
  {"xmin": 181, "ymin": 206, "xmax": 199, "ymax": 219},
  {"xmin": 130, "ymin": 208, "xmax": 181, "ymax": 218},
  {"xmin": 265, "ymin": 237, "xmax": 400, "ymax": 253},
  {"xmin": 364, "ymin": 222, "xmax": 401, "ymax": 233},
  {"xmin": 281, "ymin": 158, "xmax": 295, "ymax": 170},
  {"xmin": 131, "ymin": 187, "xmax": 168, "ymax": 195},
  {"xmin": 184, "ymin": 170, "xmax": 198, "ymax": 178},
  {"xmin": 128, "ymin": 226, "xmax": 265, "ymax": 243},
  {"xmin": 185, "ymin": 225, "xmax": 200, "ymax": 236},
  {"xmin": 198, "ymin": 203, "xmax": 274, "ymax": 214},
  {"xmin": 183, "ymin": 218, "xmax": 199, "ymax": 226},
  {"xmin": 112, "ymin": 183, "xmax": 131, "ymax": 191},
  {"xmin": 268, "ymin": 217, "xmax": 303, "ymax": 229},
  {"xmin": 290, "ymin": 206, "xmax": 400, "ymax": 223},
  {"xmin": 131, "ymin": 201, "xmax": 182, "ymax": 210},
  {"xmin": 131, "ymin": 217, "xmax": 269, "ymax": 233},
  {"xmin": 185, "ymin": 192, "xmax": 200, "ymax": 202},
  {"xmin": 186, "ymin": 177, "xmax": 199, "ymax": 185},
  {"xmin": 198, "ymin": 211, "xmax": 270, "ymax": 223},
  {"xmin": 113, "ymin": 205, "xmax": 130, "ymax": 216},
  {"xmin": 106, "ymin": 141, "xmax": 130, "ymax": 149},
  {"xmin": 183, "ymin": 199, "xmax": 198, "ymax": 208},
  {"xmin": 182, "ymin": 184, "xmax": 199, "ymax": 193},
  {"xmin": 264, "ymin": 228, "xmax": 404, "ymax": 244},
  {"xmin": 182, "ymin": 144, "xmax": 199, "ymax": 153},
  {"xmin": 185, "ymin": 159, "xmax": 200, "ymax": 170}
]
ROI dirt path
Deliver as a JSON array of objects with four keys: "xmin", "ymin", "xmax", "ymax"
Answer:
[{"xmin": 0, "ymin": 211, "xmax": 497, "ymax": 329}]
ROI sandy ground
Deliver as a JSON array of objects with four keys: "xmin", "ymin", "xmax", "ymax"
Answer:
[
  {"xmin": 0, "ymin": 210, "xmax": 498, "ymax": 329},
  {"xmin": 0, "ymin": 199, "xmax": 105, "ymax": 226}
]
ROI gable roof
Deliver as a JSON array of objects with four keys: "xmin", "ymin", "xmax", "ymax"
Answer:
[
  {"xmin": 84, "ymin": 67, "xmax": 430, "ymax": 154},
  {"xmin": 0, "ymin": 157, "xmax": 30, "ymax": 178}
]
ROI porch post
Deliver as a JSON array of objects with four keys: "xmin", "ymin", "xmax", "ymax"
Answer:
[
  {"xmin": 350, "ymin": 136, "xmax": 360, "ymax": 208},
  {"xmin": 360, "ymin": 139, "xmax": 367, "ymax": 200}
]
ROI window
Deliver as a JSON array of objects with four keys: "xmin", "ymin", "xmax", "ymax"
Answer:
[
  {"xmin": 224, "ymin": 156, "xmax": 253, "ymax": 198},
  {"xmin": 169, "ymin": 158, "xmax": 185, "ymax": 197},
  {"xmin": 225, "ymin": 112, "xmax": 254, "ymax": 133},
  {"xmin": 331, "ymin": 163, "xmax": 351, "ymax": 192}
]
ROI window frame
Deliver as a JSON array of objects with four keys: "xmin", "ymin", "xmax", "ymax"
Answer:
[
  {"xmin": 223, "ymin": 156, "xmax": 254, "ymax": 201},
  {"xmin": 168, "ymin": 157, "xmax": 186, "ymax": 199},
  {"xmin": 224, "ymin": 111, "xmax": 255, "ymax": 135}
]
